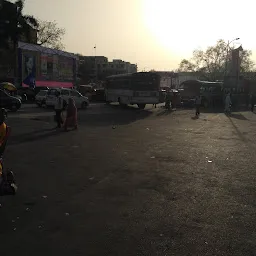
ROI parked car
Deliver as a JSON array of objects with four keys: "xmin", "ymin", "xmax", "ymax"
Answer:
[
  {"xmin": 93, "ymin": 88, "xmax": 105, "ymax": 102},
  {"xmin": 45, "ymin": 88, "xmax": 89, "ymax": 109},
  {"xmin": 78, "ymin": 85, "xmax": 96, "ymax": 101},
  {"xmin": 0, "ymin": 89, "xmax": 21, "ymax": 111},
  {"xmin": 35, "ymin": 90, "xmax": 48, "ymax": 107},
  {"xmin": 34, "ymin": 86, "xmax": 49, "ymax": 95},
  {"xmin": 17, "ymin": 88, "xmax": 35, "ymax": 102}
]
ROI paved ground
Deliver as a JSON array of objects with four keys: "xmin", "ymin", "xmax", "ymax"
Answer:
[{"xmin": 1, "ymin": 103, "xmax": 256, "ymax": 256}]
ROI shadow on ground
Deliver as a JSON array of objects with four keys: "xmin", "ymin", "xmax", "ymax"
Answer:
[
  {"xmin": 227, "ymin": 116, "xmax": 248, "ymax": 142},
  {"xmin": 8, "ymin": 129, "xmax": 65, "ymax": 146},
  {"xmin": 84, "ymin": 104, "xmax": 153, "ymax": 126},
  {"xmin": 25, "ymin": 104, "xmax": 153, "ymax": 127},
  {"xmin": 228, "ymin": 113, "xmax": 248, "ymax": 120},
  {"xmin": 156, "ymin": 109, "xmax": 173, "ymax": 116}
]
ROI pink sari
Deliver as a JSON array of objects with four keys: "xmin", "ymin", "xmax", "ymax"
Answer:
[{"xmin": 64, "ymin": 99, "xmax": 77, "ymax": 128}]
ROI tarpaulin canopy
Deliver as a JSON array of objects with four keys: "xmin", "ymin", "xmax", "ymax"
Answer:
[{"xmin": 0, "ymin": 82, "xmax": 17, "ymax": 91}]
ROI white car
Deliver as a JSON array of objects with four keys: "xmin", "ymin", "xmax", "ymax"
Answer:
[
  {"xmin": 35, "ymin": 90, "xmax": 48, "ymax": 107},
  {"xmin": 45, "ymin": 88, "xmax": 89, "ymax": 109}
]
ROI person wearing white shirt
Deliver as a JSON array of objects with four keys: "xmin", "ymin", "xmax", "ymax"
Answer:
[
  {"xmin": 54, "ymin": 91, "xmax": 64, "ymax": 128},
  {"xmin": 224, "ymin": 93, "xmax": 232, "ymax": 113}
]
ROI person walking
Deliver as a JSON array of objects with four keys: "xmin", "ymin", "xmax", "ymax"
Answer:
[
  {"xmin": 224, "ymin": 93, "xmax": 232, "ymax": 114},
  {"xmin": 165, "ymin": 90, "xmax": 171, "ymax": 110},
  {"xmin": 64, "ymin": 98, "xmax": 78, "ymax": 131},
  {"xmin": 54, "ymin": 91, "xmax": 64, "ymax": 128},
  {"xmin": 195, "ymin": 95, "xmax": 201, "ymax": 117}
]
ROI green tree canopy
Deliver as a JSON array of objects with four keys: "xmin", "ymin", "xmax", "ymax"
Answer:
[
  {"xmin": 178, "ymin": 39, "xmax": 255, "ymax": 81},
  {"xmin": 0, "ymin": 0, "xmax": 38, "ymax": 48}
]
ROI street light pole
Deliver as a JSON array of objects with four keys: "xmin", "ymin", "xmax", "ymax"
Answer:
[
  {"xmin": 94, "ymin": 45, "xmax": 97, "ymax": 82},
  {"xmin": 225, "ymin": 37, "xmax": 240, "ymax": 77}
]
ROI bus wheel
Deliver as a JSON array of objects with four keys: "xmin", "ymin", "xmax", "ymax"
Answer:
[
  {"xmin": 118, "ymin": 98, "xmax": 126, "ymax": 107},
  {"xmin": 138, "ymin": 104, "xmax": 146, "ymax": 109}
]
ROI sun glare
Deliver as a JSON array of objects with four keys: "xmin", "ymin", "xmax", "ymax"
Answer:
[
  {"xmin": 142, "ymin": 0, "xmax": 221, "ymax": 56},
  {"xmin": 142, "ymin": 0, "xmax": 186, "ymax": 54}
]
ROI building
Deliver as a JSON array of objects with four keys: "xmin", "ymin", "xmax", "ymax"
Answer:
[
  {"xmin": 18, "ymin": 42, "xmax": 78, "ymax": 88},
  {"xmin": 78, "ymin": 56, "xmax": 137, "ymax": 84},
  {"xmin": 107, "ymin": 59, "xmax": 137, "ymax": 74},
  {"xmin": 0, "ymin": 0, "xmax": 38, "ymax": 83}
]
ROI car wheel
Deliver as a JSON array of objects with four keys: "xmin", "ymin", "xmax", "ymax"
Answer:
[
  {"xmin": 81, "ymin": 101, "xmax": 88, "ymax": 109},
  {"xmin": 118, "ymin": 98, "xmax": 127, "ymax": 108},
  {"xmin": 138, "ymin": 104, "xmax": 146, "ymax": 109}
]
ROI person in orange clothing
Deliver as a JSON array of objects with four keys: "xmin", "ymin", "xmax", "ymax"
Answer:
[
  {"xmin": 0, "ymin": 108, "xmax": 17, "ymax": 196},
  {"xmin": 0, "ymin": 108, "xmax": 8, "ymax": 157}
]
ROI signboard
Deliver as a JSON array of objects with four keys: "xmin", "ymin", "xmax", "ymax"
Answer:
[
  {"xmin": 58, "ymin": 56, "xmax": 73, "ymax": 81},
  {"xmin": 53, "ymin": 55, "xmax": 59, "ymax": 78},
  {"xmin": 47, "ymin": 55, "xmax": 53, "ymax": 78},
  {"xmin": 41, "ymin": 54, "xmax": 47, "ymax": 76},
  {"xmin": 23, "ymin": 54, "xmax": 36, "ymax": 88}
]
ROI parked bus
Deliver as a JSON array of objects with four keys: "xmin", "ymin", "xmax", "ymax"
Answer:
[
  {"xmin": 179, "ymin": 80, "xmax": 223, "ymax": 107},
  {"xmin": 105, "ymin": 72, "xmax": 162, "ymax": 109}
]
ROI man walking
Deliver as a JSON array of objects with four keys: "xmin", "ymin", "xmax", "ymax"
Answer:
[
  {"xmin": 54, "ymin": 91, "xmax": 64, "ymax": 128},
  {"xmin": 224, "ymin": 93, "xmax": 232, "ymax": 114}
]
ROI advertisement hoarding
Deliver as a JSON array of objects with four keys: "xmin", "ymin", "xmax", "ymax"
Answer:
[
  {"xmin": 22, "ymin": 53, "xmax": 36, "ymax": 88},
  {"xmin": 19, "ymin": 41, "xmax": 77, "ymax": 88}
]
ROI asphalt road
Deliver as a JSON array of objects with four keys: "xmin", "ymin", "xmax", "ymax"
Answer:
[{"xmin": 1, "ymin": 104, "xmax": 256, "ymax": 256}]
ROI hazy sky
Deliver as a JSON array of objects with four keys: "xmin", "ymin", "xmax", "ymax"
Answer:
[{"xmin": 23, "ymin": 0, "xmax": 256, "ymax": 71}]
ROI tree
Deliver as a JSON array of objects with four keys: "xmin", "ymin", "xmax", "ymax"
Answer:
[
  {"xmin": 178, "ymin": 39, "xmax": 255, "ymax": 81},
  {"xmin": 37, "ymin": 20, "xmax": 65, "ymax": 50},
  {"xmin": 0, "ymin": 0, "xmax": 38, "ymax": 48},
  {"xmin": 0, "ymin": 0, "xmax": 38, "ymax": 83}
]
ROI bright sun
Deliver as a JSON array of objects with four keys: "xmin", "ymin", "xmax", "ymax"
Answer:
[
  {"xmin": 142, "ymin": 0, "xmax": 183, "ymax": 53},
  {"xmin": 142, "ymin": 0, "xmax": 210, "ymax": 55}
]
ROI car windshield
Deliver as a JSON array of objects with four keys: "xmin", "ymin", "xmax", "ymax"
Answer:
[{"xmin": 37, "ymin": 91, "xmax": 47, "ymax": 96}]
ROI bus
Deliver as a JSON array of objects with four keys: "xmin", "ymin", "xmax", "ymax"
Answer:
[
  {"xmin": 179, "ymin": 80, "xmax": 223, "ymax": 107},
  {"xmin": 105, "ymin": 72, "xmax": 162, "ymax": 109}
]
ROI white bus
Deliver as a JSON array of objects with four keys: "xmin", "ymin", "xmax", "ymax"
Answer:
[{"xmin": 105, "ymin": 72, "xmax": 163, "ymax": 109}]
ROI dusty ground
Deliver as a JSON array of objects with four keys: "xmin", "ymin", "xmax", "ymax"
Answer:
[{"xmin": 1, "ymin": 104, "xmax": 256, "ymax": 256}]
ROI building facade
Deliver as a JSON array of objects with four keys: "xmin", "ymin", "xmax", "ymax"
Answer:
[
  {"xmin": 78, "ymin": 56, "xmax": 137, "ymax": 84},
  {"xmin": 0, "ymin": 0, "xmax": 38, "ymax": 84},
  {"xmin": 18, "ymin": 42, "xmax": 78, "ymax": 88}
]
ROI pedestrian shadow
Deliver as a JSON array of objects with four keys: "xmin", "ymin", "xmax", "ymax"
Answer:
[
  {"xmin": 191, "ymin": 116, "xmax": 199, "ymax": 120},
  {"xmin": 156, "ymin": 109, "xmax": 172, "ymax": 116},
  {"xmin": 227, "ymin": 116, "xmax": 247, "ymax": 142},
  {"xmin": 10, "ymin": 128, "xmax": 56, "ymax": 141},
  {"xmin": 8, "ymin": 129, "xmax": 64, "ymax": 146},
  {"xmin": 227, "ymin": 113, "xmax": 248, "ymax": 120}
]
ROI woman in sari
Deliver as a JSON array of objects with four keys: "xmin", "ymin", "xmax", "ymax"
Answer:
[{"xmin": 64, "ymin": 98, "xmax": 78, "ymax": 131}]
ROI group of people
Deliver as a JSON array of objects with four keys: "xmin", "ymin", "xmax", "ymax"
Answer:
[
  {"xmin": 54, "ymin": 92, "xmax": 78, "ymax": 131},
  {"xmin": 194, "ymin": 92, "xmax": 232, "ymax": 118}
]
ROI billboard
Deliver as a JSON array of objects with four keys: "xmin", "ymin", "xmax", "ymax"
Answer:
[
  {"xmin": 19, "ymin": 42, "xmax": 77, "ymax": 88},
  {"xmin": 22, "ymin": 53, "xmax": 36, "ymax": 88},
  {"xmin": 41, "ymin": 54, "xmax": 47, "ymax": 76},
  {"xmin": 39, "ymin": 54, "xmax": 73, "ymax": 81}
]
